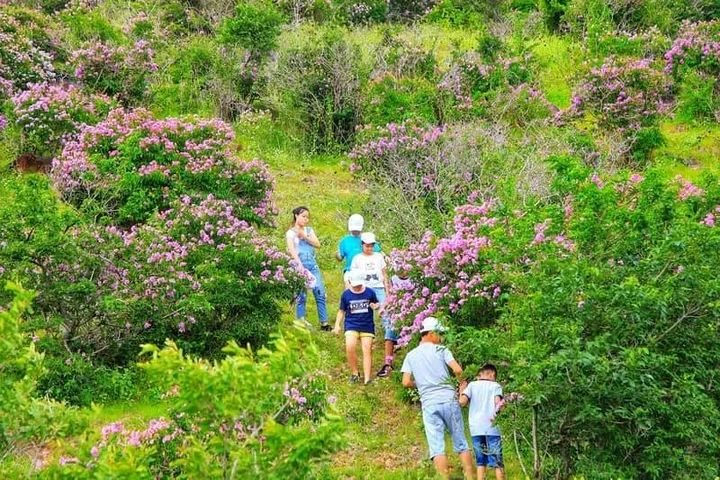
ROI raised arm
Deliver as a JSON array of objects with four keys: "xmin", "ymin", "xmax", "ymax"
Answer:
[{"xmin": 304, "ymin": 228, "xmax": 321, "ymax": 248}]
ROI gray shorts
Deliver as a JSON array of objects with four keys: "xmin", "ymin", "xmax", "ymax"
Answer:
[{"xmin": 421, "ymin": 401, "xmax": 470, "ymax": 459}]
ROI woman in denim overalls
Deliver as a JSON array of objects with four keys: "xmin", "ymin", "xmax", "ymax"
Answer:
[{"xmin": 285, "ymin": 206, "xmax": 329, "ymax": 329}]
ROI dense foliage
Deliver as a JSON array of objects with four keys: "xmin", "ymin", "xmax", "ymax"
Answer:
[
  {"xmin": 3, "ymin": 0, "xmax": 720, "ymax": 477},
  {"xmin": 386, "ymin": 159, "xmax": 720, "ymax": 478}
]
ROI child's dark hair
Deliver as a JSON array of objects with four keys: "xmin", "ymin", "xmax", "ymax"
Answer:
[
  {"xmin": 291, "ymin": 206, "xmax": 309, "ymax": 225},
  {"xmin": 479, "ymin": 363, "xmax": 497, "ymax": 376}
]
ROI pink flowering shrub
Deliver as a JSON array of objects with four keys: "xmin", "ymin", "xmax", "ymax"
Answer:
[
  {"xmin": 66, "ymin": 194, "xmax": 306, "ymax": 363},
  {"xmin": 566, "ymin": 56, "xmax": 671, "ymax": 163},
  {"xmin": 2, "ymin": 170, "xmax": 302, "ymax": 368},
  {"xmin": 570, "ymin": 57, "xmax": 671, "ymax": 130},
  {"xmin": 71, "ymin": 40, "xmax": 158, "ymax": 104},
  {"xmin": 10, "ymin": 82, "xmax": 112, "ymax": 156},
  {"xmin": 52, "ymin": 108, "xmax": 275, "ymax": 226},
  {"xmin": 438, "ymin": 52, "xmax": 502, "ymax": 113},
  {"xmin": 0, "ymin": 8, "xmax": 59, "ymax": 98},
  {"xmin": 664, "ymin": 20, "xmax": 720, "ymax": 79},
  {"xmin": 44, "ymin": 328, "xmax": 343, "ymax": 478},
  {"xmin": 388, "ymin": 156, "xmax": 720, "ymax": 478}
]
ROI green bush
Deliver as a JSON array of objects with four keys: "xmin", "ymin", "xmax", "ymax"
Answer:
[
  {"xmin": 363, "ymin": 75, "xmax": 440, "ymax": 126},
  {"xmin": 219, "ymin": 1, "xmax": 286, "ymax": 55},
  {"xmin": 42, "ymin": 328, "xmax": 344, "ymax": 479},
  {"xmin": 37, "ymin": 357, "xmax": 150, "ymax": 406},
  {"xmin": 425, "ymin": 0, "xmax": 485, "ymax": 27},
  {"xmin": 266, "ymin": 29, "xmax": 366, "ymax": 152},
  {"xmin": 387, "ymin": 159, "xmax": 720, "ymax": 478},
  {"xmin": 676, "ymin": 70, "xmax": 718, "ymax": 123},
  {"xmin": 0, "ymin": 282, "xmax": 87, "ymax": 455}
]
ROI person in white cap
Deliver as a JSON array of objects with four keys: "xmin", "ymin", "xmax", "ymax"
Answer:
[
  {"xmin": 401, "ymin": 317, "xmax": 474, "ymax": 480},
  {"xmin": 336, "ymin": 214, "xmax": 381, "ymax": 274},
  {"xmin": 333, "ymin": 270, "xmax": 380, "ymax": 385}
]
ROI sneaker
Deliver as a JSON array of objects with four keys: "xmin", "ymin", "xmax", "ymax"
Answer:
[
  {"xmin": 320, "ymin": 324, "xmax": 331, "ymax": 332},
  {"xmin": 297, "ymin": 317, "xmax": 312, "ymax": 329},
  {"xmin": 349, "ymin": 374, "xmax": 360, "ymax": 384},
  {"xmin": 376, "ymin": 364, "xmax": 392, "ymax": 378}
]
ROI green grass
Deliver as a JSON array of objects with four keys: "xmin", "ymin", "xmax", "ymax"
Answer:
[
  {"xmin": 531, "ymin": 36, "xmax": 582, "ymax": 109},
  {"xmin": 656, "ymin": 120, "xmax": 720, "ymax": 179}
]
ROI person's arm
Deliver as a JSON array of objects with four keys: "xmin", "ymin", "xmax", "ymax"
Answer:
[
  {"xmin": 382, "ymin": 267, "xmax": 391, "ymax": 292},
  {"xmin": 336, "ymin": 240, "xmax": 344, "ymax": 262},
  {"xmin": 333, "ymin": 310, "xmax": 344, "ymax": 335},
  {"xmin": 286, "ymin": 232, "xmax": 301, "ymax": 265},
  {"xmin": 402, "ymin": 372, "xmax": 415, "ymax": 388},
  {"xmin": 447, "ymin": 359, "xmax": 463, "ymax": 379},
  {"xmin": 304, "ymin": 227, "xmax": 321, "ymax": 248},
  {"xmin": 459, "ymin": 382, "xmax": 470, "ymax": 407}
]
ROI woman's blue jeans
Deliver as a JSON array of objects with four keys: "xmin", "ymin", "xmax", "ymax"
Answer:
[{"xmin": 295, "ymin": 260, "xmax": 328, "ymax": 325}]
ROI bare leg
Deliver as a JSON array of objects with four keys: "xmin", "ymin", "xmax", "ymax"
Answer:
[
  {"xmin": 477, "ymin": 466, "xmax": 486, "ymax": 480},
  {"xmin": 495, "ymin": 467, "xmax": 505, "ymax": 480},
  {"xmin": 384, "ymin": 340, "xmax": 394, "ymax": 365},
  {"xmin": 459, "ymin": 450, "xmax": 474, "ymax": 479},
  {"xmin": 361, "ymin": 336, "xmax": 373, "ymax": 383},
  {"xmin": 432, "ymin": 454, "xmax": 449, "ymax": 479},
  {"xmin": 345, "ymin": 335, "xmax": 358, "ymax": 375}
]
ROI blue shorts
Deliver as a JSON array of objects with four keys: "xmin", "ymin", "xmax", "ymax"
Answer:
[
  {"xmin": 472, "ymin": 435, "xmax": 503, "ymax": 468},
  {"xmin": 371, "ymin": 287, "xmax": 398, "ymax": 342},
  {"xmin": 421, "ymin": 402, "xmax": 470, "ymax": 459}
]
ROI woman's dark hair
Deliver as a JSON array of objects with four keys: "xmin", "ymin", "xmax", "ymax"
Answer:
[{"xmin": 291, "ymin": 206, "xmax": 309, "ymax": 225}]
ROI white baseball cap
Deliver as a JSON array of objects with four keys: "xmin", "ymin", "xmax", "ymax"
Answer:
[
  {"xmin": 360, "ymin": 232, "xmax": 376, "ymax": 244},
  {"xmin": 420, "ymin": 316, "xmax": 447, "ymax": 333},
  {"xmin": 348, "ymin": 214, "xmax": 364, "ymax": 232},
  {"xmin": 349, "ymin": 270, "xmax": 365, "ymax": 287}
]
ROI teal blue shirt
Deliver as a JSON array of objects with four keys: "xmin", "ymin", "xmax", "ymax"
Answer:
[{"xmin": 338, "ymin": 234, "xmax": 381, "ymax": 271}]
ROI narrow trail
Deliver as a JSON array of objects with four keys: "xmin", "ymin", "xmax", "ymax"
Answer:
[{"xmin": 264, "ymin": 151, "xmax": 521, "ymax": 479}]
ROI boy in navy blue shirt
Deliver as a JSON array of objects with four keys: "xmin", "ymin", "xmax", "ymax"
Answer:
[{"xmin": 334, "ymin": 270, "xmax": 380, "ymax": 385}]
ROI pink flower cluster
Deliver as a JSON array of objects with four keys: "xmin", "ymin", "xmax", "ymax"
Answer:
[
  {"xmin": 51, "ymin": 107, "xmax": 276, "ymax": 223},
  {"xmin": 570, "ymin": 56, "xmax": 670, "ymax": 130},
  {"xmin": 0, "ymin": 29, "xmax": 56, "ymax": 98},
  {"xmin": 71, "ymin": 40, "xmax": 157, "ymax": 101},
  {"xmin": 85, "ymin": 418, "xmax": 179, "ymax": 460},
  {"xmin": 664, "ymin": 21, "xmax": 720, "ymax": 76},
  {"xmin": 701, "ymin": 206, "xmax": 720, "ymax": 227},
  {"xmin": 11, "ymin": 82, "xmax": 110, "ymax": 153},
  {"xmin": 675, "ymin": 175, "xmax": 705, "ymax": 200}
]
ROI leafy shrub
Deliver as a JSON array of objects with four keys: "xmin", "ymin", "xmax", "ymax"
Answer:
[
  {"xmin": 219, "ymin": 1, "xmax": 286, "ymax": 55},
  {"xmin": 363, "ymin": 75, "xmax": 440, "ymax": 126},
  {"xmin": 539, "ymin": 0, "xmax": 570, "ymax": 31},
  {"xmin": 10, "ymin": 82, "xmax": 112, "ymax": 157},
  {"xmin": 42, "ymin": 328, "xmax": 344, "ymax": 478},
  {"xmin": 675, "ymin": 70, "xmax": 718, "ymax": 122},
  {"xmin": 60, "ymin": 8, "xmax": 125, "ymax": 43},
  {"xmin": 0, "ymin": 282, "xmax": 88, "ymax": 456},
  {"xmin": 37, "ymin": 357, "xmax": 148, "ymax": 406},
  {"xmin": 386, "ymin": 159, "xmax": 720, "ymax": 478},
  {"xmin": 425, "ymin": 0, "xmax": 485, "ymax": 27},
  {"xmin": 386, "ymin": 0, "xmax": 436, "ymax": 22},
  {"xmin": 51, "ymin": 108, "xmax": 275, "ymax": 226},
  {"xmin": 71, "ymin": 41, "xmax": 158, "ymax": 105},
  {"xmin": 266, "ymin": 30, "xmax": 365, "ymax": 152}
]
